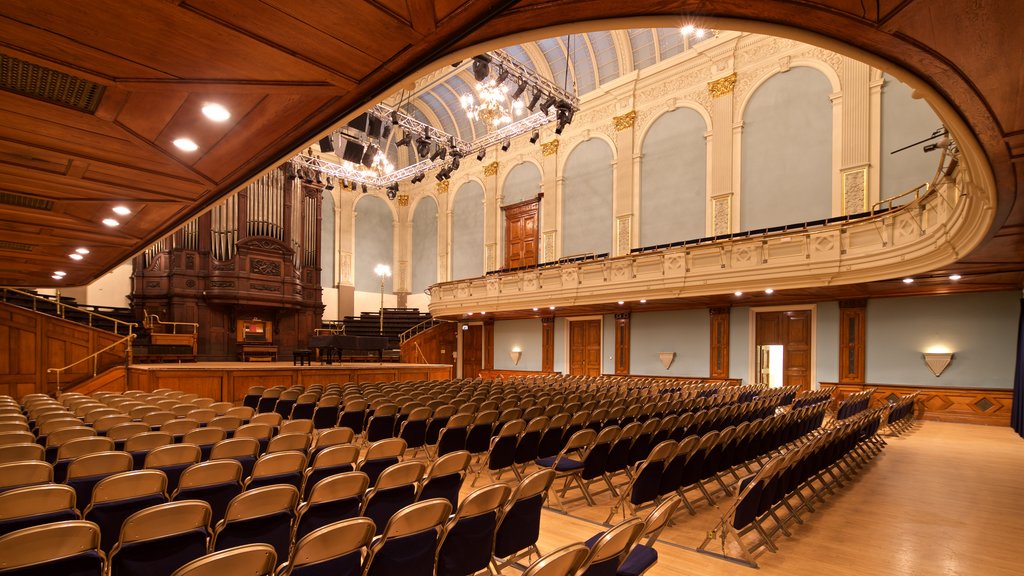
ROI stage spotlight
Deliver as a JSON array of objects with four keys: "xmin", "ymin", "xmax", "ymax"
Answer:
[
  {"xmin": 361, "ymin": 183, "xmax": 368, "ymax": 193},
  {"xmin": 540, "ymin": 96, "xmax": 557, "ymax": 114},
  {"xmin": 477, "ymin": 149, "xmax": 486, "ymax": 161},
  {"xmin": 350, "ymin": 180, "xmax": 359, "ymax": 191},
  {"xmin": 324, "ymin": 177, "xmax": 334, "ymax": 191},
  {"xmin": 495, "ymin": 67, "xmax": 509, "ymax": 83},
  {"xmin": 317, "ymin": 135, "xmax": 334, "ymax": 153},
  {"xmin": 530, "ymin": 131, "xmax": 540, "ymax": 144},
  {"xmin": 450, "ymin": 156, "xmax": 460, "ymax": 171},
  {"xmin": 390, "ymin": 110, "xmax": 399, "ymax": 125},
  {"xmin": 472, "ymin": 55, "xmax": 491, "ymax": 81},
  {"xmin": 527, "ymin": 90, "xmax": 543, "ymax": 111},
  {"xmin": 395, "ymin": 130, "xmax": 411, "ymax": 147},
  {"xmin": 511, "ymin": 79, "xmax": 528, "ymax": 99},
  {"xmin": 430, "ymin": 145, "xmax": 447, "ymax": 161},
  {"xmin": 501, "ymin": 139, "xmax": 510, "ymax": 152},
  {"xmin": 555, "ymin": 101, "xmax": 576, "ymax": 135},
  {"xmin": 415, "ymin": 134, "xmax": 431, "ymax": 158}
]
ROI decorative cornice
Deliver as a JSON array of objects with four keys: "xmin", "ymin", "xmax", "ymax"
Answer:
[
  {"xmin": 541, "ymin": 139, "xmax": 559, "ymax": 156},
  {"xmin": 483, "ymin": 161, "xmax": 499, "ymax": 176},
  {"xmin": 396, "ymin": 194, "xmax": 409, "ymax": 207},
  {"xmin": 708, "ymin": 72, "xmax": 738, "ymax": 98},
  {"xmin": 436, "ymin": 180, "xmax": 449, "ymax": 194},
  {"xmin": 613, "ymin": 110, "xmax": 636, "ymax": 131}
]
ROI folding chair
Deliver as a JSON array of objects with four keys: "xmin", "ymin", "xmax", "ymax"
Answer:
[
  {"xmin": 492, "ymin": 469, "xmax": 556, "ymax": 572},
  {"xmin": 436, "ymin": 484, "xmax": 512, "ymax": 576},
  {"xmin": 212, "ymin": 484, "xmax": 299, "ymax": 562},
  {"xmin": 434, "ymin": 413, "xmax": 472, "ymax": 459},
  {"xmin": 209, "ymin": 437, "xmax": 261, "ymax": 479},
  {"xmin": 521, "ymin": 543, "xmax": 589, "ymax": 576},
  {"xmin": 172, "ymin": 460, "xmax": 244, "ymax": 526},
  {"xmin": 301, "ymin": 444, "xmax": 359, "ymax": 499},
  {"xmin": 125, "ymin": 431, "xmax": 174, "ymax": 469},
  {"xmin": 0, "ymin": 442, "xmax": 44, "ymax": 465},
  {"xmin": 65, "ymin": 451, "xmax": 133, "ymax": 510},
  {"xmin": 281, "ymin": 516, "xmax": 375, "ymax": 576},
  {"xmin": 478, "ymin": 418, "xmax": 525, "ymax": 485},
  {"xmin": 244, "ymin": 451, "xmax": 308, "ymax": 490},
  {"xmin": 294, "ymin": 471, "xmax": 370, "ymax": 543},
  {"xmin": 0, "ymin": 520, "xmax": 104, "ymax": 576},
  {"xmin": 605, "ymin": 440, "xmax": 676, "ymax": 523},
  {"xmin": 183, "ymin": 427, "xmax": 226, "ymax": 460},
  {"xmin": 145, "ymin": 443, "xmax": 202, "ymax": 494},
  {"xmin": 107, "ymin": 500, "xmax": 212, "ymax": 576},
  {"xmin": 170, "ymin": 543, "xmax": 276, "ymax": 576},
  {"xmin": 534, "ymin": 428, "xmax": 596, "ymax": 510},
  {"xmin": 308, "ymin": 427, "xmax": 355, "ymax": 462},
  {"xmin": 418, "ymin": 450, "xmax": 471, "ymax": 511},
  {"xmin": 0, "ymin": 484, "xmax": 79, "ymax": 537},
  {"xmin": 280, "ymin": 419, "xmax": 314, "ymax": 436},
  {"xmin": 362, "ymin": 499, "xmax": 452, "ymax": 576},
  {"xmin": 53, "ymin": 436, "xmax": 115, "ymax": 481},
  {"xmin": 577, "ymin": 517, "xmax": 646, "ymax": 576},
  {"xmin": 356, "ymin": 438, "xmax": 406, "ymax": 486},
  {"xmin": 361, "ymin": 461, "xmax": 426, "ymax": 535},
  {"xmin": 84, "ymin": 469, "xmax": 169, "ymax": 552}
]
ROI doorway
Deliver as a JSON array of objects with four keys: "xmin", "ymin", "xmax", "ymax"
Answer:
[
  {"xmin": 753, "ymin": 308, "xmax": 813, "ymax": 390},
  {"xmin": 460, "ymin": 324, "xmax": 483, "ymax": 379},
  {"xmin": 503, "ymin": 196, "xmax": 540, "ymax": 269},
  {"xmin": 568, "ymin": 319, "xmax": 602, "ymax": 376}
]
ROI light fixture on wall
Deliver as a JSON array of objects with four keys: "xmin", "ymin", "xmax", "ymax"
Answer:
[
  {"xmin": 659, "ymin": 352, "xmax": 675, "ymax": 370},
  {"xmin": 923, "ymin": 346, "xmax": 954, "ymax": 377},
  {"xmin": 510, "ymin": 346, "xmax": 522, "ymax": 366}
]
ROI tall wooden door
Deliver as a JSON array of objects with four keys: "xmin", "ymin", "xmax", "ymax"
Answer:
[
  {"xmin": 503, "ymin": 197, "xmax": 540, "ymax": 269},
  {"xmin": 461, "ymin": 325, "xmax": 483, "ymax": 379},
  {"xmin": 755, "ymin": 310, "xmax": 812, "ymax": 390},
  {"xmin": 569, "ymin": 320, "xmax": 602, "ymax": 376}
]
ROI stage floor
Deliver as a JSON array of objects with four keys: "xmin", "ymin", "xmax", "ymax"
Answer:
[{"xmin": 127, "ymin": 361, "xmax": 452, "ymax": 402}]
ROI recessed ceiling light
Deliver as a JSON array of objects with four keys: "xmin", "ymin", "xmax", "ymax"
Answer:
[
  {"xmin": 639, "ymin": 299, "xmax": 646, "ymax": 304},
  {"xmin": 681, "ymin": 24, "xmax": 695, "ymax": 35},
  {"xmin": 466, "ymin": 312, "xmax": 473, "ymax": 316},
  {"xmin": 617, "ymin": 301, "xmax": 624, "ymax": 305},
  {"xmin": 549, "ymin": 306, "xmax": 555, "ymax": 310},
  {"xmin": 734, "ymin": 291, "xmax": 743, "ymax": 296},
  {"xmin": 694, "ymin": 28, "xmax": 706, "ymax": 38},
  {"xmin": 532, "ymin": 307, "xmax": 539, "ymax": 311},
  {"xmin": 54, "ymin": 271, "xmax": 66, "ymax": 277},
  {"xmin": 112, "ymin": 206, "xmax": 131, "ymax": 216},
  {"xmin": 75, "ymin": 248, "xmax": 90, "ymax": 255},
  {"xmin": 202, "ymin": 103, "xmax": 231, "ymax": 122},
  {"xmin": 102, "ymin": 218, "xmax": 120, "ymax": 227},
  {"xmin": 52, "ymin": 274, "xmax": 63, "ymax": 280},
  {"xmin": 902, "ymin": 278, "xmax": 914, "ymax": 284},
  {"xmin": 480, "ymin": 312, "xmax": 485, "ymax": 315},
  {"xmin": 764, "ymin": 288, "xmax": 774, "ymax": 294},
  {"xmin": 173, "ymin": 138, "xmax": 199, "ymax": 152},
  {"xmin": 69, "ymin": 253, "xmax": 83, "ymax": 260},
  {"xmin": 949, "ymin": 274, "xmax": 962, "ymax": 281}
]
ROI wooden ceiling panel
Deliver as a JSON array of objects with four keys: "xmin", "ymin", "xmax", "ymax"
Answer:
[
  {"xmin": 434, "ymin": 0, "xmax": 473, "ymax": 22},
  {"xmin": 113, "ymin": 92, "xmax": 191, "ymax": 142},
  {"xmin": 258, "ymin": 0, "xmax": 420, "ymax": 58}
]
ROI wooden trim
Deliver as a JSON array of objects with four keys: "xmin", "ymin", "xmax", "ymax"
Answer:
[
  {"xmin": 482, "ymin": 320, "xmax": 494, "ymax": 371},
  {"xmin": 541, "ymin": 317, "xmax": 554, "ymax": 372},
  {"xmin": 604, "ymin": 375, "xmax": 743, "ymax": 386},
  {"xmin": 838, "ymin": 302, "xmax": 866, "ymax": 384},
  {"xmin": 709, "ymin": 308, "xmax": 730, "ymax": 378},
  {"xmin": 614, "ymin": 313, "xmax": 630, "ymax": 375},
  {"xmin": 479, "ymin": 369, "xmax": 561, "ymax": 379},
  {"xmin": 824, "ymin": 382, "xmax": 1013, "ymax": 426}
]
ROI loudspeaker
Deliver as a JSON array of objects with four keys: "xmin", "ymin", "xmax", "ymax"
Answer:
[
  {"xmin": 318, "ymin": 135, "xmax": 334, "ymax": 153},
  {"xmin": 340, "ymin": 140, "xmax": 365, "ymax": 164}
]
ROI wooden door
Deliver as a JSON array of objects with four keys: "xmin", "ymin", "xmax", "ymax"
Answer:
[
  {"xmin": 461, "ymin": 325, "xmax": 483, "ymax": 379},
  {"xmin": 503, "ymin": 197, "xmax": 540, "ymax": 269},
  {"xmin": 569, "ymin": 319, "xmax": 602, "ymax": 376},
  {"xmin": 755, "ymin": 310, "xmax": 812, "ymax": 390}
]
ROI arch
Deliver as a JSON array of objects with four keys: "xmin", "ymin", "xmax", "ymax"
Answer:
[
  {"xmin": 411, "ymin": 195, "xmax": 438, "ymax": 293},
  {"xmin": 320, "ymin": 190, "xmax": 335, "ymax": 287},
  {"xmin": 635, "ymin": 102, "xmax": 712, "ymax": 151},
  {"xmin": 735, "ymin": 59, "xmax": 842, "ymax": 123},
  {"xmin": 639, "ymin": 106, "xmax": 707, "ymax": 246},
  {"xmin": 501, "ymin": 161, "xmax": 543, "ymax": 206},
  {"xmin": 561, "ymin": 137, "xmax": 614, "ymax": 256},
  {"xmin": 353, "ymin": 194, "xmax": 394, "ymax": 292},
  {"xmin": 558, "ymin": 131, "xmax": 617, "ymax": 174},
  {"xmin": 451, "ymin": 180, "xmax": 485, "ymax": 280},
  {"xmin": 740, "ymin": 66, "xmax": 833, "ymax": 231}
]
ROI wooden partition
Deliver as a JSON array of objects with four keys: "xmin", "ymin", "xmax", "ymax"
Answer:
[
  {"xmin": 0, "ymin": 302, "xmax": 128, "ymax": 398},
  {"xmin": 399, "ymin": 323, "xmax": 457, "ymax": 368},
  {"xmin": 826, "ymin": 382, "xmax": 1013, "ymax": 426}
]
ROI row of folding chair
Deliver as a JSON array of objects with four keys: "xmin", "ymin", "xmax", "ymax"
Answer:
[
  {"xmin": 698, "ymin": 408, "xmax": 886, "ymax": 566},
  {"xmin": 605, "ymin": 405, "xmax": 829, "ymax": 522},
  {"xmin": 884, "ymin": 392, "xmax": 918, "ymax": 435},
  {"xmin": 836, "ymin": 388, "xmax": 875, "ymax": 420}
]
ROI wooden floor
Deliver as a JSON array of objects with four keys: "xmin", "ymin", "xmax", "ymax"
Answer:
[{"xmin": 475, "ymin": 421, "xmax": 1024, "ymax": 575}]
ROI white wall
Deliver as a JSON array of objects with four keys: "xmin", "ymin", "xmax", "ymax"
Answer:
[
  {"xmin": 629, "ymin": 309, "xmax": 710, "ymax": 376},
  {"xmin": 493, "ymin": 319, "xmax": 544, "ymax": 371}
]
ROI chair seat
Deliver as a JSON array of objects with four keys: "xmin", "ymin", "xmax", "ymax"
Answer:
[
  {"xmin": 110, "ymin": 528, "xmax": 208, "ymax": 576},
  {"xmin": 617, "ymin": 544, "xmax": 658, "ymax": 576},
  {"xmin": 535, "ymin": 456, "xmax": 585, "ymax": 472},
  {"xmin": 0, "ymin": 550, "xmax": 104, "ymax": 576}
]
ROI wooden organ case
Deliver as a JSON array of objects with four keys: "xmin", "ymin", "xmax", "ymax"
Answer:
[{"xmin": 131, "ymin": 163, "xmax": 325, "ymax": 361}]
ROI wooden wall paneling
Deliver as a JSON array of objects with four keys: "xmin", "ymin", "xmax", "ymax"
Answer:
[
  {"xmin": 827, "ymin": 382, "xmax": 1013, "ymax": 426},
  {"xmin": 479, "ymin": 369, "xmax": 561, "ymax": 378},
  {"xmin": 614, "ymin": 313, "xmax": 630, "ymax": 375},
  {"xmin": 839, "ymin": 300, "xmax": 866, "ymax": 384},
  {"xmin": 462, "ymin": 325, "xmax": 483, "ymax": 378},
  {"xmin": 502, "ymin": 196, "xmax": 540, "ymax": 269},
  {"xmin": 541, "ymin": 317, "xmax": 554, "ymax": 373},
  {"xmin": 709, "ymin": 308, "xmax": 730, "ymax": 378},
  {"xmin": 400, "ymin": 323, "xmax": 457, "ymax": 367},
  {"xmin": 483, "ymin": 320, "xmax": 494, "ymax": 371}
]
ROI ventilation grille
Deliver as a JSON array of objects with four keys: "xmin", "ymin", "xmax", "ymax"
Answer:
[
  {"xmin": 0, "ymin": 53, "xmax": 104, "ymax": 113},
  {"xmin": 0, "ymin": 191, "xmax": 54, "ymax": 211},
  {"xmin": 0, "ymin": 240, "xmax": 33, "ymax": 252}
]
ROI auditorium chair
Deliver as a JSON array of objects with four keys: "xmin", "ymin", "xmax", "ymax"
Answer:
[
  {"xmin": 293, "ymin": 471, "xmax": 369, "ymax": 542},
  {"xmin": 172, "ymin": 460, "xmax": 243, "ymax": 526},
  {"xmin": 0, "ymin": 484, "xmax": 79, "ymax": 537},
  {"xmin": 145, "ymin": 444, "xmax": 202, "ymax": 494},
  {"xmin": 0, "ymin": 442, "xmax": 44, "ymax": 464},
  {"xmin": 361, "ymin": 461, "xmax": 426, "ymax": 535},
  {"xmin": 417, "ymin": 450, "xmax": 471, "ymax": 510},
  {"xmin": 280, "ymin": 517, "xmax": 375, "ymax": 576},
  {"xmin": 520, "ymin": 543, "xmax": 590, "ymax": 576},
  {"xmin": 244, "ymin": 451, "xmax": 307, "ymax": 491},
  {"xmin": 84, "ymin": 469, "xmax": 169, "ymax": 552},
  {"xmin": 435, "ymin": 483, "xmax": 512, "ymax": 576},
  {"xmin": 605, "ymin": 440, "xmax": 676, "ymax": 523},
  {"xmin": 107, "ymin": 500, "xmax": 212, "ymax": 576},
  {"xmin": 577, "ymin": 517, "xmax": 646, "ymax": 576},
  {"xmin": 362, "ymin": 499, "xmax": 452, "ymax": 576},
  {"xmin": 0, "ymin": 520, "xmax": 105, "ymax": 576},
  {"xmin": 169, "ymin": 544, "xmax": 276, "ymax": 576},
  {"xmin": 212, "ymin": 485, "xmax": 299, "ymax": 562},
  {"xmin": 492, "ymin": 469, "xmax": 555, "ymax": 572}
]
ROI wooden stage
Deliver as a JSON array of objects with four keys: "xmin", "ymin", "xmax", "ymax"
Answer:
[{"xmin": 126, "ymin": 361, "xmax": 452, "ymax": 403}]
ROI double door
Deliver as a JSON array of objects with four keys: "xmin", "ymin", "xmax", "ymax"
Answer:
[{"xmin": 755, "ymin": 310, "xmax": 811, "ymax": 390}]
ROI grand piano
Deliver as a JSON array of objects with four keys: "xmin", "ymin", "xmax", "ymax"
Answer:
[{"xmin": 309, "ymin": 333, "xmax": 390, "ymax": 363}]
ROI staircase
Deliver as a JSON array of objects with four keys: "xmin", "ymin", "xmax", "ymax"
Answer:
[{"xmin": 321, "ymin": 308, "xmax": 432, "ymax": 358}]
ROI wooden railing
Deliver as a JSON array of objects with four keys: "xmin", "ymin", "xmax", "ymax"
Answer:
[{"xmin": 1, "ymin": 287, "xmax": 136, "ymax": 336}]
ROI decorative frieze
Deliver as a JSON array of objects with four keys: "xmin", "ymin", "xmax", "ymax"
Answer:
[
  {"xmin": 541, "ymin": 139, "xmax": 559, "ymax": 156},
  {"xmin": 712, "ymin": 195, "xmax": 732, "ymax": 235},
  {"xmin": 708, "ymin": 73, "xmax": 738, "ymax": 98},
  {"xmin": 843, "ymin": 168, "xmax": 868, "ymax": 214},
  {"xmin": 613, "ymin": 111, "xmax": 637, "ymax": 131},
  {"xmin": 483, "ymin": 161, "xmax": 500, "ymax": 176},
  {"xmin": 615, "ymin": 215, "xmax": 632, "ymax": 256},
  {"xmin": 396, "ymin": 195, "xmax": 409, "ymax": 207},
  {"xmin": 436, "ymin": 180, "xmax": 449, "ymax": 194}
]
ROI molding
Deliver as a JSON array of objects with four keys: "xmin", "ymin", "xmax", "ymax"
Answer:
[
  {"xmin": 613, "ymin": 110, "xmax": 637, "ymax": 131},
  {"xmin": 435, "ymin": 180, "xmax": 449, "ymax": 194},
  {"xmin": 842, "ymin": 167, "xmax": 869, "ymax": 214},
  {"xmin": 483, "ymin": 161, "xmax": 500, "ymax": 176},
  {"xmin": 396, "ymin": 195, "xmax": 409, "ymax": 207},
  {"xmin": 708, "ymin": 72, "xmax": 738, "ymax": 98},
  {"xmin": 541, "ymin": 139, "xmax": 560, "ymax": 156}
]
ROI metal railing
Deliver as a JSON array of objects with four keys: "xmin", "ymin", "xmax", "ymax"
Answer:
[
  {"xmin": 47, "ymin": 333, "xmax": 135, "ymax": 395},
  {"xmin": 872, "ymin": 182, "xmax": 929, "ymax": 212},
  {"xmin": 399, "ymin": 318, "xmax": 455, "ymax": 343},
  {"xmin": 0, "ymin": 287, "xmax": 136, "ymax": 336},
  {"xmin": 142, "ymin": 310, "xmax": 198, "ymax": 334}
]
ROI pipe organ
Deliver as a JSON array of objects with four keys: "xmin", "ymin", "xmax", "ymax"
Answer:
[{"xmin": 132, "ymin": 162, "xmax": 325, "ymax": 360}]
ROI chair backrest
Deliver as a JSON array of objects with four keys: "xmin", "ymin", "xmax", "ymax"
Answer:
[
  {"xmin": 161, "ymin": 419, "xmax": 200, "ymax": 437},
  {"xmin": 145, "ymin": 443, "xmax": 202, "ymax": 468},
  {"xmin": 0, "ymin": 483, "xmax": 78, "ymax": 525},
  {"xmin": 114, "ymin": 499, "xmax": 211, "ymax": 545},
  {"xmin": 363, "ymin": 437, "xmax": 407, "ymax": 461},
  {"xmin": 224, "ymin": 406, "xmax": 256, "ymax": 421},
  {"xmin": 366, "ymin": 498, "xmax": 452, "ymax": 563},
  {"xmin": 45, "ymin": 425, "xmax": 96, "ymax": 447},
  {"xmin": 106, "ymin": 422, "xmax": 150, "ymax": 443},
  {"xmin": 93, "ymin": 414, "xmax": 132, "ymax": 433},
  {"xmin": 234, "ymin": 422, "xmax": 274, "ymax": 442},
  {"xmin": 175, "ymin": 460, "xmax": 244, "ymax": 493},
  {"xmin": 427, "ymin": 450, "xmax": 472, "ymax": 480},
  {"xmin": 373, "ymin": 460, "xmax": 427, "ymax": 490},
  {"xmin": 0, "ymin": 442, "xmax": 44, "ymax": 464},
  {"xmin": 641, "ymin": 493, "xmax": 682, "ymax": 545},
  {"xmin": 222, "ymin": 484, "xmax": 299, "ymax": 523},
  {"xmin": 0, "ymin": 520, "xmax": 103, "ymax": 574},
  {"xmin": 0, "ymin": 431, "xmax": 36, "ymax": 447},
  {"xmin": 88, "ymin": 469, "xmax": 168, "ymax": 506},
  {"xmin": 66, "ymin": 451, "xmax": 133, "ymax": 480},
  {"xmin": 169, "ymin": 543, "xmax": 277, "ymax": 576},
  {"xmin": 267, "ymin": 432, "xmax": 311, "ymax": 454},
  {"xmin": 579, "ymin": 517, "xmax": 646, "ymax": 576},
  {"xmin": 312, "ymin": 427, "xmax": 355, "ymax": 450},
  {"xmin": 183, "ymin": 427, "xmax": 227, "ymax": 447},
  {"xmin": 248, "ymin": 451, "xmax": 307, "ymax": 484},
  {"xmin": 251, "ymin": 412, "xmax": 282, "ymax": 428},
  {"xmin": 206, "ymin": 416, "xmax": 243, "ymax": 434},
  {"xmin": 124, "ymin": 431, "xmax": 174, "ymax": 453},
  {"xmin": 522, "ymin": 543, "xmax": 590, "ymax": 576},
  {"xmin": 209, "ymin": 437, "xmax": 260, "ymax": 460},
  {"xmin": 283, "ymin": 517, "xmax": 375, "ymax": 576},
  {"xmin": 280, "ymin": 419, "xmax": 314, "ymax": 435},
  {"xmin": 306, "ymin": 471, "xmax": 370, "ymax": 505},
  {"xmin": 142, "ymin": 411, "xmax": 176, "ymax": 427},
  {"xmin": 56, "ymin": 436, "xmax": 115, "ymax": 462}
]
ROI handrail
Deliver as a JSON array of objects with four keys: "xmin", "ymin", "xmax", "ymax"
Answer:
[
  {"xmin": 46, "ymin": 333, "xmax": 135, "ymax": 395},
  {"xmin": 399, "ymin": 318, "xmax": 455, "ymax": 343},
  {"xmin": 143, "ymin": 310, "xmax": 198, "ymax": 334},
  {"xmin": 314, "ymin": 327, "xmax": 346, "ymax": 335},
  {"xmin": 872, "ymin": 182, "xmax": 928, "ymax": 212},
  {"xmin": 0, "ymin": 287, "xmax": 137, "ymax": 336}
]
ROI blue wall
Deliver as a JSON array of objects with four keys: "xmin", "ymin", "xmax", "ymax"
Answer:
[
  {"xmin": 880, "ymin": 73, "xmax": 943, "ymax": 201},
  {"xmin": 640, "ymin": 107, "xmax": 707, "ymax": 246},
  {"xmin": 411, "ymin": 197, "xmax": 437, "ymax": 293},
  {"xmin": 562, "ymin": 139, "xmax": 614, "ymax": 257},
  {"xmin": 353, "ymin": 195, "xmax": 393, "ymax": 292},
  {"xmin": 629, "ymin": 309, "xmax": 710, "ymax": 376},
  {"xmin": 494, "ymin": 319, "xmax": 543, "ymax": 371},
  {"xmin": 451, "ymin": 181, "xmax": 484, "ymax": 280}
]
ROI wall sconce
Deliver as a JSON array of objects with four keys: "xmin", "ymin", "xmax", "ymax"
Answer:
[
  {"xmin": 658, "ymin": 352, "xmax": 675, "ymax": 370},
  {"xmin": 510, "ymin": 347, "xmax": 522, "ymax": 366},
  {"xmin": 922, "ymin": 348, "xmax": 954, "ymax": 377}
]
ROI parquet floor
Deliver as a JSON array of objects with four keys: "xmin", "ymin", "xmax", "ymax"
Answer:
[{"xmin": 468, "ymin": 421, "xmax": 1024, "ymax": 575}]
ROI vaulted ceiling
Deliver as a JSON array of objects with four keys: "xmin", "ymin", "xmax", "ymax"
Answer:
[{"xmin": 0, "ymin": 1, "xmax": 1021, "ymax": 295}]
